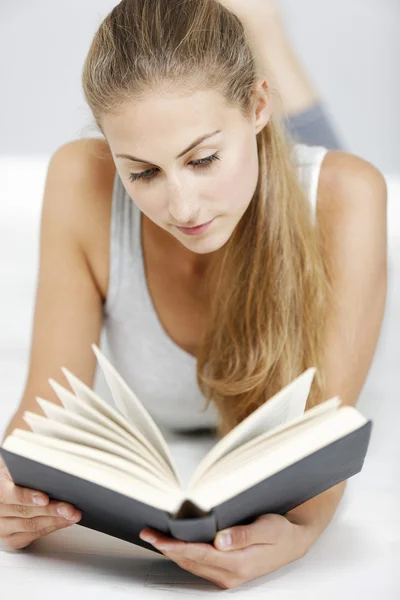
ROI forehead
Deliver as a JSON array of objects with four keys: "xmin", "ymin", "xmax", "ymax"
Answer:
[{"xmin": 102, "ymin": 88, "xmax": 242, "ymax": 148}]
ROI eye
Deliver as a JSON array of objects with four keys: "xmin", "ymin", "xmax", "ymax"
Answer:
[{"xmin": 128, "ymin": 152, "xmax": 221, "ymax": 184}]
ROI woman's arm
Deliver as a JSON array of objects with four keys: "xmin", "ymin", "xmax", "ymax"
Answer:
[
  {"xmin": 284, "ymin": 150, "xmax": 388, "ymax": 543},
  {"xmin": 2, "ymin": 139, "xmax": 114, "ymax": 441}
]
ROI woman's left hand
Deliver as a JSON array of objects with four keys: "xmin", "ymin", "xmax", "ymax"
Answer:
[{"xmin": 139, "ymin": 513, "xmax": 315, "ymax": 590}]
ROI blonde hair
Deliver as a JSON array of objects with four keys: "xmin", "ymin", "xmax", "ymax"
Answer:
[{"xmin": 82, "ymin": 0, "xmax": 333, "ymax": 437}]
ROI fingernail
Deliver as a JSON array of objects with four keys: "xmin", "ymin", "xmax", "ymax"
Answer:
[
  {"xmin": 139, "ymin": 533, "xmax": 157, "ymax": 544},
  {"xmin": 217, "ymin": 532, "xmax": 232, "ymax": 549},
  {"xmin": 57, "ymin": 505, "xmax": 73, "ymax": 518},
  {"xmin": 32, "ymin": 494, "xmax": 47, "ymax": 506}
]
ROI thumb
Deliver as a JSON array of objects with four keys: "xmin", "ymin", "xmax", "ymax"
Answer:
[{"xmin": 214, "ymin": 514, "xmax": 286, "ymax": 551}]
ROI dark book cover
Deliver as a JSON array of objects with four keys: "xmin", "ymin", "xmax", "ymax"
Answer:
[{"xmin": 0, "ymin": 420, "xmax": 372, "ymax": 554}]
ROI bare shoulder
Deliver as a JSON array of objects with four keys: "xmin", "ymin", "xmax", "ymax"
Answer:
[
  {"xmin": 317, "ymin": 150, "xmax": 388, "ymax": 222},
  {"xmin": 49, "ymin": 137, "xmax": 116, "ymax": 221},
  {"xmin": 51, "ymin": 137, "xmax": 115, "ymax": 180},
  {"xmin": 49, "ymin": 137, "xmax": 116, "ymax": 299},
  {"xmin": 316, "ymin": 150, "xmax": 387, "ymax": 277}
]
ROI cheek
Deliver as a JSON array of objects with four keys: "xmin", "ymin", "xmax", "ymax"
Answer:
[
  {"xmin": 215, "ymin": 150, "xmax": 259, "ymax": 214},
  {"xmin": 126, "ymin": 190, "xmax": 164, "ymax": 221}
]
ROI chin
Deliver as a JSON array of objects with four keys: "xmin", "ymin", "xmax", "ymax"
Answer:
[{"xmin": 183, "ymin": 232, "xmax": 232, "ymax": 255}]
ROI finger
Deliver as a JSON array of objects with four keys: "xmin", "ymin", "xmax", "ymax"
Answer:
[
  {"xmin": 174, "ymin": 543, "xmax": 286, "ymax": 588},
  {"xmin": 0, "ymin": 514, "xmax": 80, "ymax": 537},
  {"xmin": 141, "ymin": 528, "xmax": 245, "ymax": 571},
  {"xmin": 2, "ymin": 531, "xmax": 39, "ymax": 550},
  {"xmin": 140, "ymin": 529, "xmax": 219, "ymax": 567},
  {"xmin": 0, "ymin": 499, "xmax": 82, "ymax": 520},
  {"xmin": 2, "ymin": 519, "xmax": 69, "ymax": 550},
  {"xmin": 141, "ymin": 527, "xmax": 262, "ymax": 579},
  {"xmin": 214, "ymin": 513, "xmax": 290, "ymax": 551},
  {"xmin": 0, "ymin": 476, "xmax": 49, "ymax": 508},
  {"xmin": 142, "ymin": 531, "xmax": 235, "ymax": 587},
  {"xmin": 147, "ymin": 538, "xmax": 239, "ymax": 576}
]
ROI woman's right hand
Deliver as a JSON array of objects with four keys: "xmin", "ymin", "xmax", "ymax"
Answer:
[{"xmin": 0, "ymin": 455, "xmax": 82, "ymax": 549}]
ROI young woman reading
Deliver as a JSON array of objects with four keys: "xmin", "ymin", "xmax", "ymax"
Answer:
[{"xmin": 0, "ymin": 0, "xmax": 387, "ymax": 590}]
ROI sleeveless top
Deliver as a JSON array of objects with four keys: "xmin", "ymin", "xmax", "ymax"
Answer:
[{"xmin": 101, "ymin": 144, "xmax": 329, "ymax": 432}]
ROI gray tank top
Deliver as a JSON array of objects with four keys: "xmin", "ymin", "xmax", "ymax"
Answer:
[{"xmin": 101, "ymin": 144, "xmax": 329, "ymax": 432}]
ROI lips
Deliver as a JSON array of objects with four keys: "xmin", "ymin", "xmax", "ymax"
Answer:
[
  {"xmin": 175, "ymin": 218, "xmax": 215, "ymax": 236},
  {"xmin": 180, "ymin": 220, "xmax": 211, "ymax": 229}
]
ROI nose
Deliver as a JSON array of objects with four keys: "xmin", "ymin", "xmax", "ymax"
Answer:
[{"xmin": 167, "ymin": 183, "xmax": 201, "ymax": 225}]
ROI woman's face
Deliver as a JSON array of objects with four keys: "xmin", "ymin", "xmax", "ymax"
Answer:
[{"xmin": 102, "ymin": 83, "xmax": 271, "ymax": 258}]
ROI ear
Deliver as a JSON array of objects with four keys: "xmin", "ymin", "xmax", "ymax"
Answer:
[{"xmin": 252, "ymin": 79, "xmax": 273, "ymax": 134}]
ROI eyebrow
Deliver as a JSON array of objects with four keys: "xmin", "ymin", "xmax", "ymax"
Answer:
[{"xmin": 115, "ymin": 129, "xmax": 222, "ymax": 164}]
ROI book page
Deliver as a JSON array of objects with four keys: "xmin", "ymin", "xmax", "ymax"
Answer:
[
  {"xmin": 58, "ymin": 367, "xmax": 177, "ymax": 480},
  {"xmin": 45, "ymin": 383, "xmax": 173, "ymax": 477},
  {"xmin": 36, "ymin": 397, "xmax": 151, "ymax": 461},
  {"xmin": 23, "ymin": 403, "xmax": 176, "ymax": 485},
  {"xmin": 191, "ymin": 397, "xmax": 341, "ymax": 488},
  {"xmin": 2, "ymin": 432, "xmax": 183, "ymax": 514},
  {"xmin": 189, "ymin": 407, "xmax": 366, "ymax": 511},
  {"xmin": 188, "ymin": 368, "xmax": 317, "ymax": 487},
  {"xmin": 16, "ymin": 426, "xmax": 178, "ymax": 493},
  {"xmin": 91, "ymin": 345, "xmax": 180, "ymax": 482}
]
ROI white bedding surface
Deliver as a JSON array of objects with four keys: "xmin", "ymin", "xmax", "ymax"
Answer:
[{"xmin": 0, "ymin": 157, "xmax": 399, "ymax": 597}]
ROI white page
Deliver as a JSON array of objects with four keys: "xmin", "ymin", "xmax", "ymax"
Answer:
[
  {"xmin": 191, "ymin": 397, "xmax": 341, "ymax": 488},
  {"xmin": 8, "ymin": 429, "xmax": 177, "ymax": 493},
  {"xmin": 19, "ymin": 419, "xmax": 179, "ymax": 494},
  {"xmin": 188, "ymin": 367, "xmax": 316, "ymax": 486},
  {"xmin": 190, "ymin": 407, "xmax": 366, "ymax": 511},
  {"xmin": 91, "ymin": 345, "xmax": 179, "ymax": 482},
  {"xmin": 58, "ymin": 367, "xmax": 176, "ymax": 480},
  {"xmin": 46, "ymin": 382, "xmax": 171, "ymax": 477},
  {"xmin": 3, "ymin": 432, "xmax": 183, "ymax": 514},
  {"xmin": 28, "ymin": 402, "xmax": 175, "ymax": 486},
  {"xmin": 36, "ymin": 397, "xmax": 147, "ymax": 459}
]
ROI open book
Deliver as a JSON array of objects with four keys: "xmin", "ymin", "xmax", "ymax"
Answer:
[{"xmin": 0, "ymin": 345, "xmax": 372, "ymax": 552}]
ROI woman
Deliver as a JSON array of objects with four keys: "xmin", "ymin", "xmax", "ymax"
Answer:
[{"xmin": 0, "ymin": 0, "xmax": 387, "ymax": 589}]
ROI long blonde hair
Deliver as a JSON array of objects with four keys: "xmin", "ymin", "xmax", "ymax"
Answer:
[{"xmin": 82, "ymin": 0, "xmax": 333, "ymax": 437}]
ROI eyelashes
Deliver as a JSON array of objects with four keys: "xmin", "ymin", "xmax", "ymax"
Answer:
[{"xmin": 128, "ymin": 152, "xmax": 221, "ymax": 184}]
